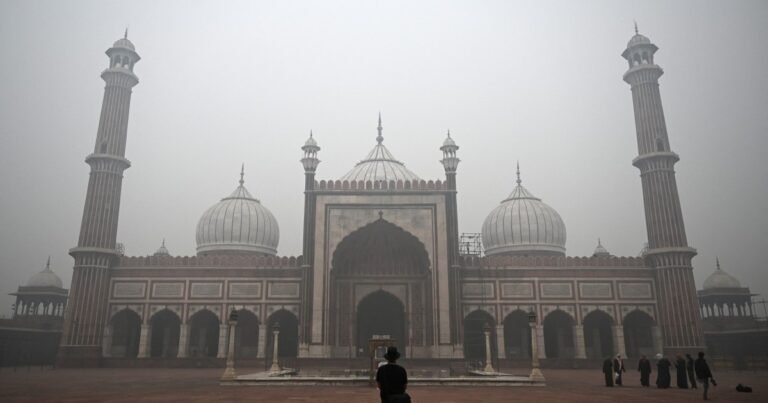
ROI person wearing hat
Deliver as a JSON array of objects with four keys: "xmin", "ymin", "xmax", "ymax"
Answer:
[{"xmin": 375, "ymin": 346, "xmax": 410, "ymax": 403}]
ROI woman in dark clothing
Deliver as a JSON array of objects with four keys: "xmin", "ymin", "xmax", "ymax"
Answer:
[
  {"xmin": 602, "ymin": 357, "xmax": 614, "ymax": 387},
  {"xmin": 675, "ymin": 354, "xmax": 689, "ymax": 388},
  {"xmin": 638, "ymin": 355, "xmax": 652, "ymax": 387},
  {"xmin": 655, "ymin": 354, "xmax": 672, "ymax": 389},
  {"xmin": 685, "ymin": 354, "xmax": 698, "ymax": 389}
]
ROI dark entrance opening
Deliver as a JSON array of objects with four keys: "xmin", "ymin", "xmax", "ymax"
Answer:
[
  {"xmin": 110, "ymin": 309, "xmax": 141, "ymax": 358},
  {"xmin": 463, "ymin": 310, "xmax": 496, "ymax": 362},
  {"xmin": 503, "ymin": 311, "xmax": 531, "ymax": 359},
  {"xmin": 543, "ymin": 310, "xmax": 574, "ymax": 358},
  {"xmin": 356, "ymin": 290, "xmax": 405, "ymax": 357},
  {"xmin": 235, "ymin": 309, "xmax": 260, "ymax": 358},
  {"xmin": 266, "ymin": 310, "xmax": 299, "ymax": 360},
  {"xmin": 583, "ymin": 310, "xmax": 614, "ymax": 359},
  {"xmin": 623, "ymin": 310, "xmax": 655, "ymax": 359},
  {"xmin": 188, "ymin": 310, "xmax": 220, "ymax": 357},
  {"xmin": 150, "ymin": 310, "xmax": 180, "ymax": 358}
]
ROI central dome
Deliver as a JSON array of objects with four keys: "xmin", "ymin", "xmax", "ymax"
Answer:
[
  {"xmin": 196, "ymin": 168, "xmax": 279, "ymax": 255},
  {"xmin": 481, "ymin": 166, "xmax": 566, "ymax": 256},
  {"xmin": 339, "ymin": 115, "xmax": 421, "ymax": 182}
]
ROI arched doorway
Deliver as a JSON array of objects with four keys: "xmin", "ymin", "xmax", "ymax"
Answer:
[
  {"xmin": 266, "ymin": 310, "xmax": 299, "ymax": 361},
  {"xmin": 235, "ymin": 309, "xmax": 260, "ymax": 359},
  {"xmin": 330, "ymin": 218, "xmax": 432, "ymax": 356},
  {"xmin": 623, "ymin": 310, "xmax": 655, "ymax": 359},
  {"xmin": 150, "ymin": 310, "xmax": 180, "ymax": 358},
  {"xmin": 543, "ymin": 310, "xmax": 574, "ymax": 358},
  {"xmin": 583, "ymin": 310, "xmax": 614, "ymax": 359},
  {"xmin": 463, "ymin": 310, "xmax": 496, "ymax": 362},
  {"xmin": 356, "ymin": 290, "xmax": 406, "ymax": 357},
  {"xmin": 110, "ymin": 309, "xmax": 141, "ymax": 358},
  {"xmin": 188, "ymin": 310, "xmax": 220, "ymax": 357},
  {"xmin": 503, "ymin": 311, "xmax": 531, "ymax": 359}
]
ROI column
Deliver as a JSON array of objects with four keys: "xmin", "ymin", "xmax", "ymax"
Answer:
[
  {"xmin": 613, "ymin": 325, "xmax": 626, "ymax": 357},
  {"xmin": 536, "ymin": 325, "xmax": 546, "ymax": 359},
  {"xmin": 177, "ymin": 324, "xmax": 189, "ymax": 358},
  {"xmin": 496, "ymin": 325, "xmax": 506, "ymax": 359},
  {"xmin": 257, "ymin": 324, "xmax": 267, "ymax": 358},
  {"xmin": 217, "ymin": 324, "xmax": 228, "ymax": 358},
  {"xmin": 572, "ymin": 325, "xmax": 586, "ymax": 359},
  {"xmin": 137, "ymin": 324, "xmax": 151, "ymax": 358},
  {"xmin": 102, "ymin": 325, "xmax": 113, "ymax": 357},
  {"xmin": 651, "ymin": 326, "xmax": 664, "ymax": 355}
]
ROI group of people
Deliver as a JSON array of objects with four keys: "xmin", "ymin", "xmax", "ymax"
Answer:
[{"xmin": 603, "ymin": 352, "xmax": 716, "ymax": 400}]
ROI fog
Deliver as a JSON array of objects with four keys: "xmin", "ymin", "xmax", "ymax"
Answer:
[{"xmin": 1, "ymin": 0, "xmax": 767, "ymax": 315}]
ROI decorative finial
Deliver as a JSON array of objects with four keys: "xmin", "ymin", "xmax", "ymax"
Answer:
[
  {"xmin": 124, "ymin": 27, "xmax": 129, "ymax": 39},
  {"xmin": 161, "ymin": 238, "xmax": 166, "ymax": 247},
  {"xmin": 598, "ymin": 238, "xmax": 602, "ymax": 246},
  {"xmin": 378, "ymin": 210, "xmax": 384, "ymax": 220},
  {"xmin": 447, "ymin": 129, "xmax": 451, "ymax": 138},
  {"xmin": 716, "ymin": 256, "xmax": 721, "ymax": 270},
  {"xmin": 45, "ymin": 256, "xmax": 51, "ymax": 270},
  {"xmin": 376, "ymin": 112, "xmax": 384, "ymax": 144},
  {"xmin": 310, "ymin": 130, "xmax": 313, "ymax": 138},
  {"xmin": 239, "ymin": 163, "xmax": 245, "ymax": 186},
  {"xmin": 516, "ymin": 161, "xmax": 521, "ymax": 185},
  {"xmin": 634, "ymin": 20, "xmax": 638, "ymax": 35}
]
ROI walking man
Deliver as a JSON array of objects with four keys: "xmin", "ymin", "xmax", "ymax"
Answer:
[
  {"xmin": 613, "ymin": 354, "xmax": 626, "ymax": 386},
  {"xmin": 686, "ymin": 353, "xmax": 698, "ymax": 389},
  {"xmin": 602, "ymin": 357, "xmax": 614, "ymax": 387},
  {"xmin": 638, "ymin": 354, "xmax": 652, "ymax": 387},
  {"xmin": 695, "ymin": 351, "xmax": 716, "ymax": 400}
]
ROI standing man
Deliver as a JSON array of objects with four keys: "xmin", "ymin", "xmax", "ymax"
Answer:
[
  {"xmin": 695, "ymin": 351, "xmax": 716, "ymax": 400},
  {"xmin": 602, "ymin": 357, "xmax": 615, "ymax": 387},
  {"xmin": 637, "ymin": 354, "xmax": 652, "ymax": 387},
  {"xmin": 375, "ymin": 346, "xmax": 410, "ymax": 403},
  {"xmin": 613, "ymin": 354, "xmax": 626, "ymax": 386}
]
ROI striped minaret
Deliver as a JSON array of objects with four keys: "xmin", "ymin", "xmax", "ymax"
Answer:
[
  {"xmin": 59, "ymin": 33, "xmax": 140, "ymax": 364},
  {"xmin": 622, "ymin": 26, "xmax": 704, "ymax": 354}
]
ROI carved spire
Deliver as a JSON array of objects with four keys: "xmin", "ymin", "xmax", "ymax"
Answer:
[
  {"xmin": 376, "ymin": 112, "xmax": 383, "ymax": 144},
  {"xmin": 239, "ymin": 163, "xmax": 245, "ymax": 186},
  {"xmin": 516, "ymin": 161, "xmax": 522, "ymax": 186}
]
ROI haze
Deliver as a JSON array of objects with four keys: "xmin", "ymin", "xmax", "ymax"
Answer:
[{"xmin": 1, "ymin": 0, "xmax": 766, "ymax": 315}]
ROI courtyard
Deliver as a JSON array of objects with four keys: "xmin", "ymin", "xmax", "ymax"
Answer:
[{"xmin": 0, "ymin": 367, "xmax": 766, "ymax": 402}]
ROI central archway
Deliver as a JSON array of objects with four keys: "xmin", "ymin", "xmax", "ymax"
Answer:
[{"xmin": 356, "ymin": 290, "xmax": 405, "ymax": 357}]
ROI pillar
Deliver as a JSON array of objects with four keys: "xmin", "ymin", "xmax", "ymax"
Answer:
[
  {"xmin": 536, "ymin": 325, "xmax": 546, "ymax": 360},
  {"xmin": 573, "ymin": 325, "xmax": 586, "ymax": 359},
  {"xmin": 177, "ymin": 324, "xmax": 189, "ymax": 358},
  {"xmin": 651, "ymin": 326, "xmax": 663, "ymax": 355},
  {"xmin": 137, "ymin": 324, "xmax": 150, "ymax": 358},
  {"xmin": 613, "ymin": 325, "xmax": 626, "ymax": 357},
  {"xmin": 496, "ymin": 325, "xmax": 506, "ymax": 359},
  {"xmin": 257, "ymin": 324, "xmax": 267, "ymax": 358},
  {"xmin": 102, "ymin": 325, "xmax": 112, "ymax": 357},
  {"xmin": 217, "ymin": 324, "xmax": 228, "ymax": 358}
]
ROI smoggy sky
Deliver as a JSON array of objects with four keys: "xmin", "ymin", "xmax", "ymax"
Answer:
[{"xmin": 1, "ymin": 0, "xmax": 767, "ymax": 316}]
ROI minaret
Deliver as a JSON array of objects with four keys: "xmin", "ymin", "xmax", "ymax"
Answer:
[
  {"xmin": 299, "ymin": 130, "xmax": 320, "ymax": 356},
  {"xmin": 59, "ymin": 34, "xmax": 140, "ymax": 364},
  {"xmin": 439, "ymin": 130, "xmax": 461, "ymax": 346},
  {"xmin": 622, "ymin": 27, "xmax": 704, "ymax": 354}
]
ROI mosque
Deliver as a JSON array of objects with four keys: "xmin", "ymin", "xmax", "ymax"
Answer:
[{"xmin": 31, "ymin": 29, "xmax": 763, "ymax": 368}]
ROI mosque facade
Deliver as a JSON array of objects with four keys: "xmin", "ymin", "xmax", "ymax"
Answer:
[{"xmin": 55, "ymin": 30, "xmax": 714, "ymax": 366}]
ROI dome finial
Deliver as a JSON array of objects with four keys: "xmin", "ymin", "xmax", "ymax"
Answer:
[
  {"xmin": 634, "ymin": 20, "xmax": 638, "ymax": 35},
  {"xmin": 447, "ymin": 129, "xmax": 451, "ymax": 138},
  {"xmin": 124, "ymin": 26, "xmax": 129, "ymax": 39},
  {"xmin": 376, "ymin": 112, "xmax": 383, "ymax": 144},
  {"xmin": 516, "ymin": 161, "xmax": 522, "ymax": 185},
  {"xmin": 239, "ymin": 163, "xmax": 245, "ymax": 186},
  {"xmin": 716, "ymin": 256, "xmax": 721, "ymax": 270},
  {"xmin": 598, "ymin": 237, "xmax": 602, "ymax": 246},
  {"xmin": 45, "ymin": 256, "xmax": 51, "ymax": 271},
  {"xmin": 161, "ymin": 238, "xmax": 165, "ymax": 248}
]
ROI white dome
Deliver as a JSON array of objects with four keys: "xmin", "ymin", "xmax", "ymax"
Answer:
[
  {"xmin": 481, "ymin": 170, "xmax": 566, "ymax": 256},
  {"xmin": 112, "ymin": 37, "xmax": 135, "ymax": 51},
  {"xmin": 27, "ymin": 258, "xmax": 63, "ymax": 288},
  {"xmin": 339, "ymin": 115, "xmax": 421, "ymax": 183},
  {"xmin": 593, "ymin": 239, "xmax": 610, "ymax": 257},
  {"xmin": 153, "ymin": 239, "xmax": 170, "ymax": 256},
  {"xmin": 196, "ymin": 173, "xmax": 279, "ymax": 255},
  {"xmin": 703, "ymin": 259, "xmax": 741, "ymax": 290},
  {"xmin": 627, "ymin": 33, "xmax": 651, "ymax": 48}
]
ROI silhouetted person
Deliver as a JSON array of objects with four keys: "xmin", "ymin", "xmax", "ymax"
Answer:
[
  {"xmin": 695, "ymin": 351, "xmax": 716, "ymax": 400},
  {"xmin": 613, "ymin": 354, "xmax": 626, "ymax": 386},
  {"xmin": 637, "ymin": 354, "xmax": 652, "ymax": 387},
  {"xmin": 686, "ymin": 353, "xmax": 698, "ymax": 389},
  {"xmin": 655, "ymin": 354, "xmax": 672, "ymax": 389},
  {"xmin": 675, "ymin": 354, "xmax": 689, "ymax": 388},
  {"xmin": 602, "ymin": 357, "xmax": 614, "ymax": 387},
  {"xmin": 375, "ymin": 346, "xmax": 410, "ymax": 403}
]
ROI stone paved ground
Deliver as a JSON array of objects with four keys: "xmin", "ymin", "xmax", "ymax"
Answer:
[{"xmin": 0, "ymin": 367, "xmax": 766, "ymax": 402}]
